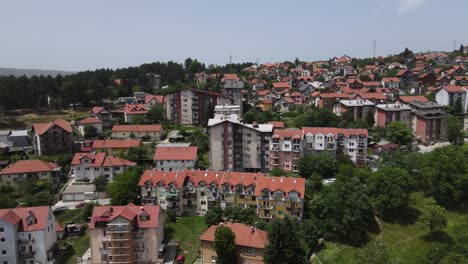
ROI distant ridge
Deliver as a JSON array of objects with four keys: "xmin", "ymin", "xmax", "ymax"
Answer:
[{"xmin": 0, "ymin": 67, "xmax": 76, "ymax": 77}]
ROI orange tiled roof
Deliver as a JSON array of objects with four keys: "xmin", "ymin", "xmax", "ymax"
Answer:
[
  {"xmin": 112, "ymin": 125, "xmax": 162, "ymax": 132},
  {"xmin": 0, "ymin": 206, "xmax": 51, "ymax": 232},
  {"xmin": 0, "ymin": 160, "xmax": 59, "ymax": 175},
  {"xmin": 200, "ymin": 222, "xmax": 268, "ymax": 249},
  {"xmin": 79, "ymin": 117, "xmax": 102, "ymax": 125},
  {"xmin": 92, "ymin": 139, "xmax": 141, "ymax": 149},
  {"xmin": 90, "ymin": 204, "xmax": 161, "ymax": 229},
  {"xmin": 33, "ymin": 119, "xmax": 72, "ymax": 136},
  {"xmin": 153, "ymin": 146, "xmax": 198, "ymax": 161}
]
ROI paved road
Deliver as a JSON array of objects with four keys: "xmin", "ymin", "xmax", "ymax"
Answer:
[
  {"xmin": 417, "ymin": 142, "xmax": 451, "ymax": 153},
  {"xmin": 163, "ymin": 241, "xmax": 178, "ymax": 264}
]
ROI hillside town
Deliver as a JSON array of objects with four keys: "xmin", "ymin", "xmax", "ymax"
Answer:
[{"xmin": 1, "ymin": 46, "xmax": 468, "ymax": 264}]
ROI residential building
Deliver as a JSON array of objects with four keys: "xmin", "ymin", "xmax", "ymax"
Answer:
[
  {"xmin": 289, "ymin": 92, "xmax": 304, "ymax": 104},
  {"xmin": 274, "ymin": 98, "xmax": 294, "ymax": 113},
  {"xmin": 62, "ymin": 184, "xmax": 97, "ymax": 202},
  {"xmin": 71, "ymin": 152, "xmax": 136, "ymax": 182},
  {"xmin": 222, "ymin": 74, "xmax": 244, "ymax": 115},
  {"xmin": 124, "ymin": 104, "xmax": 148, "ymax": 123},
  {"xmin": 259, "ymin": 99, "xmax": 273, "ymax": 111},
  {"xmin": 208, "ymin": 115, "xmax": 272, "ymax": 173},
  {"xmin": 0, "ymin": 130, "xmax": 29, "ymax": 148},
  {"xmin": 32, "ymin": 119, "xmax": 72, "ymax": 156},
  {"xmin": 269, "ymin": 129, "xmax": 304, "ymax": 173},
  {"xmin": 165, "ymin": 88, "xmax": 231, "ymax": 125},
  {"xmin": 146, "ymin": 72, "xmax": 162, "ymax": 90},
  {"xmin": 435, "ymin": 85, "xmax": 467, "ymax": 112},
  {"xmin": 405, "ymin": 101, "xmax": 449, "ymax": 144},
  {"xmin": 91, "ymin": 139, "xmax": 141, "ymax": 156},
  {"xmin": 153, "ymin": 146, "xmax": 198, "ymax": 171},
  {"xmin": 78, "ymin": 117, "xmax": 103, "ymax": 136},
  {"xmin": 214, "ymin": 104, "xmax": 241, "ymax": 118},
  {"xmin": 138, "ymin": 170, "xmax": 306, "ymax": 219},
  {"xmin": 200, "ymin": 223, "xmax": 268, "ymax": 264},
  {"xmin": 111, "ymin": 125, "xmax": 163, "ymax": 141},
  {"xmin": 89, "ymin": 204, "xmax": 164, "ymax": 264},
  {"xmin": 333, "ymin": 99, "xmax": 375, "ymax": 121},
  {"xmin": 0, "ymin": 206, "xmax": 57, "ymax": 264},
  {"xmin": 317, "ymin": 93, "xmax": 351, "ymax": 110},
  {"xmin": 0, "ymin": 160, "xmax": 61, "ymax": 187},
  {"xmin": 145, "ymin": 95, "xmax": 165, "ymax": 110},
  {"xmin": 375, "ymin": 103, "xmax": 413, "ymax": 128},
  {"xmin": 90, "ymin": 107, "xmax": 113, "ymax": 127},
  {"xmin": 396, "ymin": 69, "xmax": 418, "ymax": 92}
]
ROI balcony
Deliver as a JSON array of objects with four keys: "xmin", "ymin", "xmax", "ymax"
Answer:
[
  {"xmin": 19, "ymin": 251, "xmax": 36, "ymax": 258},
  {"xmin": 258, "ymin": 204, "xmax": 274, "ymax": 210},
  {"xmin": 18, "ymin": 237, "xmax": 35, "ymax": 244},
  {"xmin": 258, "ymin": 214, "xmax": 274, "ymax": 219},
  {"xmin": 99, "ymin": 248, "xmax": 112, "ymax": 254},
  {"xmin": 100, "ymin": 236, "xmax": 129, "ymax": 242}
]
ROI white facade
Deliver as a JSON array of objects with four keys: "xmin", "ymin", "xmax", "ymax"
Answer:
[
  {"xmin": 155, "ymin": 159, "xmax": 196, "ymax": 172},
  {"xmin": 435, "ymin": 88, "xmax": 467, "ymax": 112},
  {"xmin": 78, "ymin": 123, "xmax": 103, "ymax": 136}
]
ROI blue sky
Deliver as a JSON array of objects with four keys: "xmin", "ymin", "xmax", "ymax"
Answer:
[{"xmin": 1, "ymin": 0, "xmax": 467, "ymax": 71}]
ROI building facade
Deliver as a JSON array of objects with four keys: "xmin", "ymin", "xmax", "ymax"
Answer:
[
  {"xmin": 0, "ymin": 160, "xmax": 61, "ymax": 187},
  {"xmin": 32, "ymin": 119, "xmax": 72, "ymax": 156},
  {"xmin": 153, "ymin": 146, "xmax": 198, "ymax": 171},
  {"xmin": 71, "ymin": 152, "xmax": 136, "ymax": 182},
  {"xmin": 111, "ymin": 125, "xmax": 163, "ymax": 141},
  {"xmin": 221, "ymin": 74, "xmax": 244, "ymax": 115},
  {"xmin": 91, "ymin": 139, "xmax": 141, "ymax": 156}
]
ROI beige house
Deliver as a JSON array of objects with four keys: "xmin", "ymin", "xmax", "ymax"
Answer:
[
  {"xmin": 111, "ymin": 125, "xmax": 163, "ymax": 141},
  {"xmin": 0, "ymin": 160, "xmax": 61, "ymax": 187},
  {"xmin": 200, "ymin": 222, "xmax": 268, "ymax": 264},
  {"xmin": 89, "ymin": 204, "xmax": 164, "ymax": 264}
]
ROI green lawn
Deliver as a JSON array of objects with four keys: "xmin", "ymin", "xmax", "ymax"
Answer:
[
  {"xmin": 313, "ymin": 192, "xmax": 468, "ymax": 264},
  {"xmin": 165, "ymin": 216, "xmax": 208, "ymax": 264},
  {"xmin": 58, "ymin": 231, "xmax": 90, "ymax": 264}
]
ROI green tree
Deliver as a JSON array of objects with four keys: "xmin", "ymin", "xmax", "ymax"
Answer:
[
  {"xmin": 356, "ymin": 240, "xmax": 389, "ymax": 264},
  {"xmin": 264, "ymin": 217, "xmax": 306, "ymax": 264},
  {"xmin": 418, "ymin": 198, "xmax": 448, "ymax": 233},
  {"xmin": 300, "ymin": 218, "xmax": 324, "ymax": 251},
  {"xmin": 81, "ymin": 202, "xmax": 95, "ymax": 221},
  {"xmin": 131, "ymin": 115, "xmax": 146, "ymax": 125},
  {"xmin": 365, "ymin": 109, "xmax": 375, "ymax": 128},
  {"xmin": 94, "ymin": 175, "xmax": 108, "ymax": 192},
  {"xmin": 108, "ymin": 169, "xmax": 141, "ymax": 205},
  {"xmin": 270, "ymin": 167, "xmax": 286, "ymax": 176},
  {"xmin": 298, "ymin": 152, "xmax": 337, "ymax": 179},
  {"xmin": 454, "ymin": 97, "xmax": 463, "ymax": 116},
  {"xmin": 446, "ymin": 116, "xmax": 464, "ymax": 145},
  {"xmin": 0, "ymin": 193, "xmax": 18, "ymax": 209},
  {"xmin": 84, "ymin": 125, "xmax": 98, "ymax": 139},
  {"xmin": 242, "ymin": 110, "xmax": 257, "ymax": 124},
  {"xmin": 147, "ymin": 104, "xmax": 167, "ymax": 124},
  {"xmin": 385, "ymin": 121, "xmax": 413, "ymax": 146},
  {"xmin": 214, "ymin": 226, "xmax": 237, "ymax": 264},
  {"xmin": 125, "ymin": 146, "xmax": 147, "ymax": 162},
  {"xmin": 205, "ymin": 206, "xmax": 222, "ymax": 226},
  {"xmin": 223, "ymin": 207, "xmax": 256, "ymax": 225},
  {"xmin": 370, "ymin": 167, "xmax": 413, "ymax": 219}
]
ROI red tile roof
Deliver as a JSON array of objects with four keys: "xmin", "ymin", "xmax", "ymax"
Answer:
[
  {"xmin": 354, "ymin": 92, "xmax": 387, "ymax": 100},
  {"xmin": 186, "ymin": 170, "xmax": 225, "ymax": 186},
  {"xmin": 257, "ymin": 90, "xmax": 271, "ymax": 96},
  {"xmin": 0, "ymin": 206, "xmax": 52, "ymax": 232},
  {"xmin": 138, "ymin": 170, "xmax": 187, "ymax": 188},
  {"xmin": 319, "ymin": 93, "xmax": 351, "ymax": 99},
  {"xmin": 153, "ymin": 146, "xmax": 198, "ymax": 161},
  {"xmin": 124, "ymin": 104, "xmax": 148, "ymax": 115},
  {"xmin": 145, "ymin": 95, "xmax": 165, "ymax": 104},
  {"xmin": 399, "ymin": 96, "xmax": 429, "ymax": 103},
  {"xmin": 222, "ymin": 172, "xmax": 258, "ymax": 188},
  {"xmin": 79, "ymin": 117, "xmax": 103, "ymax": 125},
  {"xmin": 112, "ymin": 125, "xmax": 162, "ymax": 132},
  {"xmin": 267, "ymin": 121, "xmax": 285, "ymax": 129},
  {"xmin": 223, "ymin": 74, "xmax": 240, "ymax": 81},
  {"xmin": 256, "ymin": 175, "xmax": 305, "ymax": 199},
  {"xmin": 92, "ymin": 139, "xmax": 141, "ymax": 149},
  {"xmin": 272, "ymin": 82, "xmax": 290, "ymax": 89},
  {"xmin": 200, "ymin": 222, "xmax": 268, "ymax": 249},
  {"xmin": 443, "ymin": 85, "xmax": 465, "ymax": 93},
  {"xmin": 33, "ymin": 119, "xmax": 72, "ymax": 136},
  {"xmin": 71, "ymin": 152, "xmax": 136, "ymax": 167},
  {"xmin": 90, "ymin": 106, "xmax": 105, "ymax": 114},
  {"xmin": 90, "ymin": 204, "xmax": 161, "ymax": 229},
  {"xmin": 395, "ymin": 69, "xmax": 409, "ymax": 77},
  {"xmin": 382, "ymin": 77, "xmax": 400, "ymax": 83},
  {"xmin": 272, "ymin": 129, "xmax": 304, "ymax": 140},
  {"xmin": 290, "ymin": 92, "xmax": 303, "ymax": 97},
  {"xmin": 302, "ymin": 127, "xmax": 368, "ymax": 137},
  {"xmin": 0, "ymin": 160, "xmax": 59, "ymax": 175},
  {"xmin": 55, "ymin": 222, "xmax": 64, "ymax": 232}
]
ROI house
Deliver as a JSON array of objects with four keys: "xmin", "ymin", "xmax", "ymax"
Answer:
[
  {"xmin": 91, "ymin": 139, "xmax": 141, "ymax": 156},
  {"xmin": 133, "ymin": 92, "xmax": 147, "ymax": 104},
  {"xmin": 418, "ymin": 73, "xmax": 437, "ymax": 86},
  {"xmin": 32, "ymin": 119, "xmax": 72, "ymax": 156},
  {"xmin": 382, "ymin": 78, "xmax": 400, "ymax": 89},
  {"xmin": 138, "ymin": 170, "xmax": 306, "ymax": 219},
  {"xmin": 8, "ymin": 130, "xmax": 29, "ymax": 148},
  {"xmin": 257, "ymin": 90, "xmax": 274, "ymax": 101},
  {"xmin": 435, "ymin": 85, "xmax": 467, "ymax": 112},
  {"xmin": 269, "ymin": 129, "xmax": 304, "ymax": 173},
  {"xmin": 318, "ymin": 93, "xmax": 352, "ymax": 110},
  {"xmin": 271, "ymin": 82, "xmax": 290, "ymax": 93},
  {"xmin": 347, "ymin": 79, "xmax": 363, "ymax": 90},
  {"xmin": 267, "ymin": 121, "xmax": 285, "ymax": 130},
  {"xmin": 0, "ymin": 206, "xmax": 57, "ymax": 264},
  {"xmin": 259, "ymin": 99, "xmax": 273, "ymax": 111},
  {"xmin": 124, "ymin": 104, "xmax": 148, "ymax": 123},
  {"xmin": 289, "ymin": 92, "xmax": 304, "ymax": 104},
  {"xmin": 71, "ymin": 152, "xmax": 136, "ymax": 182},
  {"xmin": 208, "ymin": 115, "xmax": 273, "ymax": 173},
  {"xmin": 396, "ymin": 69, "xmax": 418, "ymax": 92},
  {"xmin": 61, "ymin": 184, "xmax": 96, "ymax": 201},
  {"xmin": 90, "ymin": 106, "xmax": 113, "ymax": 127},
  {"xmin": 222, "ymin": 74, "xmax": 244, "ymax": 114},
  {"xmin": 200, "ymin": 222, "xmax": 268, "ymax": 264},
  {"xmin": 89, "ymin": 204, "xmax": 164, "ymax": 264},
  {"xmin": 166, "ymin": 88, "xmax": 232, "ymax": 126},
  {"xmin": 154, "ymin": 146, "xmax": 198, "ymax": 171},
  {"xmin": 397, "ymin": 95, "xmax": 429, "ymax": 104},
  {"xmin": 78, "ymin": 117, "xmax": 103, "ymax": 136},
  {"xmin": 111, "ymin": 125, "xmax": 163, "ymax": 141},
  {"xmin": 375, "ymin": 103, "xmax": 413, "ymax": 129},
  {"xmin": 453, "ymin": 76, "xmax": 468, "ymax": 86},
  {"xmin": 0, "ymin": 160, "xmax": 61, "ymax": 187},
  {"xmin": 145, "ymin": 95, "xmax": 165, "ymax": 110},
  {"xmin": 436, "ymin": 76, "xmax": 451, "ymax": 87},
  {"xmin": 274, "ymin": 97, "xmax": 295, "ymax": 113},
  {"xmin": 146, "ymin": 72, "xmax": 161, "ymax": 90}
]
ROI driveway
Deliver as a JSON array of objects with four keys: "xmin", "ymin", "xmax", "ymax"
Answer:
[{"xmin": 163, "ymin": 241, "xmax": 178, "ymax": 264}]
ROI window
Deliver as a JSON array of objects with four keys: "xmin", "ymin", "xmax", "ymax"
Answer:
[
  {"xmin": 0, "ymin": 238, "xmax": 4, "ymax": 242},
  {"xmin": 104, "ymin": 168, "xmax": 110, "ymax": 172},
  {"xmin": 243, "ymin": 247, "xmax": 256, "ymax": 256},
  {"xmin": 2, "ymin": 250, "xmax": 6, "ymax": 255},
  {"xmin": 211, "ymin": 256, "xmax": 217, "ymax": 263},
  {"xmin": 94, "ymin": 168, "xmax": 99, "ymax": 171},
  {"xmin": 0, "ymin": 228, "xmax": 3, "ymax": 232}
]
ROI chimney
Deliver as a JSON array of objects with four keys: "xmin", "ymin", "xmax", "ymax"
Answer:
[{"xmin": 251, "ymin": 226, "xmax": 255, "ymax": 233}]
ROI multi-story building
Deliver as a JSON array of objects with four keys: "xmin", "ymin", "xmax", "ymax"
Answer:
[
  {"xmin": 91, "ymin": 139, "xmax": 141, "ymax": 156},
  {"xmin": 153, "ymin": 146, "xmax": 198, "ymax": 171},
  {"xmin": 89, "ymin": 204, "xmax": 164, "ymax": 264},
  {"xmin": 208, "ymin": 114, "xmax": 273, "ymax": 173},
  {"xmin": 32, "ymin": 119, "xmax": 72, "ymax": 156},
  {"xmin": 375, "ymin": 103, "xmax": 413, "ymax": 128},
  {"xmin": 200, "ymin": 222, "xmax": 268, "ymax": 264},
  {"xmin": 78, "ymin": 117, "xmax": 103, "ymax": 136},
  {"xmin": 111, "ymin": 125, "xmax": 163, "ymax": 141},
  {"xmin": 166, "ymin": 88, "xmax": 232, "ymax": 126},
  {"xmin": 221, "ymin": 74, "xmax": 244, "ymax": 115},
  {"xmin": 406, "ymin": 100, "xmax": 449, "ymax": 144},
  {"xmin": 269, "ymin": 129, "xmax": 304, "ymax": 173},
  {"xmin": 0, "ymin": 206, "xmax": 57, "ymax": 264},
  {"xmin": 333, "ymin": 99, "xmax": 375, "ymax": 122},
  {"xmin": 90, "ymin": 107, "xmax": 113, "ymax": 128},
  {"xmin": 435, "ymin": 85, "xmax": 467, "ymax": 113},
  {"xmin": 396, "ymin": 69, "xmax": 418, "ymax": 92},
  {"xmin": 124, "ymin": 104, "xmax": 148, "ymax": 123},
  {"xmin": 138, "ymin": 170, "xmax": 306, "ymax": 220},
  {"xmin": 0, "ymin": 160, "xmax": 61, "ymax": 187},
  {"xmin": 71, "ymin": 152, "xmax": 136, "ymax": 182}
]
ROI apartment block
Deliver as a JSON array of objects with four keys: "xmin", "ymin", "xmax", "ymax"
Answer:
[
  {"xmin": 0, "ymin": 206, "xmax": 57, "ymax": 264},
  {"xmin": 32, "ymin": 119, "xmax": 72, "ymax": 156},
  {"xmin": 208, "ymin": 115, "xmax": 273, "ymax": 173},
  {"xmin": 71, "ymin": 152, "xmax": 136, "ymax": 182},
  {"xmin": 375, "ymin": 103, "xmax": 413, "ymax": 128},
  {"xmin": 138, "ymin": 170, "xmax": 305, "ymax": 220},
  {"xmin": 165, "ymin": 88, "xmax": 232, "ymax": 126},
  {"xmin": 153, "ymin": 146, "xmax": 198, "ymax": 171},
  {"xmin": 89, "ymin": 204, "xmax": 164, "ymax": 264},
  {"xmin": 0, "ymin": 160, "xmax": 61, "ymax": 187},
  {"xmin": 221, "ymin": 74, "xmax": 244, "ymax": 115}
]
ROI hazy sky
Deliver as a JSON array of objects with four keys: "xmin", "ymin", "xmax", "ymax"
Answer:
[{"xmin": 1, "ymin": 0, "xmax": 467, "ymax": 71}]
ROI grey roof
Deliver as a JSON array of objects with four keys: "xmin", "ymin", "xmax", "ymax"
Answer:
[
  {"xmin": 63, "ymin": 184, "xmax": 96, "ymax": 194},
  {"xmin": 407, "ymin": 101, "xmax": 443, "ymax": 110},
  {"xmin": 0, "ymin": 130, "xmax": 11, "ymax": 136},
  {"xmin": 208, "ymin": 117, "xmax": 273, "ymax": 133},
  {"xmin": 339, "ymin": 99, "xmax": 375, "ymax": 107},
  {"xmin": 9, "ymin": 130, "xmax": 28, "ymax": 137},
  {"xmin": 376, "ymin": 103, "xmax": 412, "ymax": 111}
]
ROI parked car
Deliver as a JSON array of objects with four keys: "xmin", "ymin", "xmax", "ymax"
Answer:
[
  {"xmin": 53, "ymin": 205, "xmax": 69, "ymax": 212},
  {"xmin": 75, "ymin": 202, "xmax": 87, "ymax": 208},
  {"xmin": 176, "ymin": 255, "xmax": 185, "ymax": 264}
]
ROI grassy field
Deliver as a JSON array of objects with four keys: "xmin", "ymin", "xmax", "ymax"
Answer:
[
  {"xmin": 62, "ymin": 232, "xmax": 91, "ymax": 264},
  {"xmin": 313, "ymin": 192, "xmax": 468, "ymax": 264},
  {"xmin": 0, "ymin": 107, "xmax": 89, "ymax": 129},
  {"xmin": 165, "ymin": 216, "xmax": 208, "ymax": 264}
]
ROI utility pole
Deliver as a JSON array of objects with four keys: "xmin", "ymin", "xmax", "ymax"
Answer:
[{"xmin": 373, "ymin": 40, "xmax": 376, "ymax": 58}]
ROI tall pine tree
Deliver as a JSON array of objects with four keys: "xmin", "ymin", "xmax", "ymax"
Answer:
[{"xmin": 264, "ymin": 217, "xmax": 306, "ymax": 264}]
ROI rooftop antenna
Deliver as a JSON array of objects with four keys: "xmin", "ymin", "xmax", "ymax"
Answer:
[
  {"xmin": 373, "ymin": 40, "xmax": 376, "ymax": 58},
  {"xmin": 229, "ymin": 54, "xmax": 232, "ymax": 72}
]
